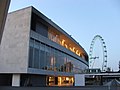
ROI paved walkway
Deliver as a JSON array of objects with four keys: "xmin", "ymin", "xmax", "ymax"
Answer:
[{"xmin": 0, "ymin": 86, "xmax": 120, "ymax": 90}]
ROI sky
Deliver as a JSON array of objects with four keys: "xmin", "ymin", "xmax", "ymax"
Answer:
[{"xmin": 9, "ymin": 0, "xmax": 120, "ymax": 71}]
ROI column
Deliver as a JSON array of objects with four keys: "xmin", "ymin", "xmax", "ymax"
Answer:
[
  {"xmin": 74, "ymin": 74, "xmax": 85, "ymax": 86},
  {"xmin": 12, "ymin": 74, "xmax": 20, "ymax": 86}
]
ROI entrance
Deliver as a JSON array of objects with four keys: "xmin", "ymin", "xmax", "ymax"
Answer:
[{"xmin": 47, "ymin": 76, "xmax": 74, "ymax": 86}]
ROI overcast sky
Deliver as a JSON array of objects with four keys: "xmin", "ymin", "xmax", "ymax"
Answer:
[{"xmin": 9, "ymin": 0, "xmax": 120, "ymax": 71}]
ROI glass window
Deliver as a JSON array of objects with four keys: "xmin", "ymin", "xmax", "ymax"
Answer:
[
  {"xmin": 56, "ymin": 51, "xmax": 61, "ymax": 72},
  {"xmin": 44, "ymin": 45, "xmax": 49, "ymax": 70},
  {"xmin": 32, "ymin": 40, "xmax": 40, "ymax": 68},
  {"xmin": 73, "ymin": 59, "xmax": 81, "ymax": 73},
  {"xmin": 36, "ymin": 22, "xmax": 48, "ymax": 38},
  {"xmin": 28, "ymin": 38, "xmax": 86, "ymax": 73},
  {"xmin": 29, "ymin": 38, "xmax": 34, "ymax": 47},
  {"xmin": 66, "ymin": 56, "xmax": 73, "ymax": 72},
  {"xmin": 28, "ymin": 46, "xmax": 34, "ymax": 68},
  {"xmin": 59, "ymin": 52, "xmax": 65, "ymax": 72},
  {"xmin": 49, "ymin": 48, "xmax": 55, "ymax": 71},
  {"xmin": 63, "ymin": 53, "xmax": 67, "ymax": 72},
  {"xmin": 40, "ymin": 43, "xmax": 45, "ymax": 69},
  {"xmin": 34, "ymin": 40, "xmax": 40, "ymax": 49},
  {"xmin": 54, "ymin": 49, "xmax": 60, "ymax": 71},
  {"xmin": 46, "ymin": 45, "xmax": 51, "ymax": 70},
  {"xmin": 33, "ymin": 48, "xmax": 39, "ymax": 68},
  {"xmin": 54, "ymin": 50, "xmax": 61, "ymax": 71}
]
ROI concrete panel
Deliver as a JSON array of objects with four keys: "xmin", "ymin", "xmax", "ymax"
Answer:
[
  {"xmin": 74, "ymin": 74, "xmax": 85, "ymax": 86},
  {"xmin": 0, "ymin": 7, "xmax": 32, "ymax": 73},
  {"xmin": 12, "ymin": 74, "xmax": 20, "ymax": 86}
]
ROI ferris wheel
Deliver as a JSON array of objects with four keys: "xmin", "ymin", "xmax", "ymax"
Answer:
[{"xmin": 89, "ymin": 35, "xmax": 107, "ymax": 72}]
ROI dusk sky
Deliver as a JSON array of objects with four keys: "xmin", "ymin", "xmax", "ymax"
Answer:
[{"xmin": 9, "ymin": 0, "xmax": 120, "ymax": 71}]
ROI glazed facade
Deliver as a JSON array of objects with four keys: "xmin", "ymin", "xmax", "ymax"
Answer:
[
  {"xmin": 28, "ymin": 9, "xmax": 88, "ymax": 74},
  {"xmin": 0, "ymin": 6, "xmax": 88, "ymax": 86},
  {"xmin": 29, "ymin": 32, "xmax": 87, "ymax": 73}
]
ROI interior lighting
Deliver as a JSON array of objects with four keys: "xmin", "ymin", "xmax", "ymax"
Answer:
[
  {"xmin": 65, "ymin": 44, "xmax": 68, "ymax": 48},
  {"xmin": 78, "ymin": 53, "xmax": 80, "ymax": 56},
  {"xmin": 72, "ymin": 47, "xmax": 75, "ymax": 52},
  {"xmin": 59, "ymin": 77, "xmax": 62, "ymax": 85},
  {"xmin": 66, "ymin": 77, "xmax": 69, "ymax": 81},
  {"xmin": 61, "ymin": 39, "xmax": 65, "ymax": 46},
  {"xmin": 69, "ymin": 47, "xmax": 73, "ymax": 52},
  {"xmin": 76, "ymin": 50, "xmax": 79, "ymax": 54}
]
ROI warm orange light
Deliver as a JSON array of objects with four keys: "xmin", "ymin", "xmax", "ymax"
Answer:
[
  {"xmin": 76, "ymin": 50, "xmax": 79, "ymax": 55},
  {"xmin": 48, "ymin": 29, "xmax": 85, "ymax": 59},
  {"xmin": 59, "ymin": 38, "xmax": 83, "ymax": 58},
  {"xmin": 69, "ymin": 47, "xmax": 73, "ymax": 52},
  {"xmin": 66, "ymin": 77, "xmax": 69, "ymax": 81},
  {"xmin": 72, "ymin": 77, "xmax": 74, "ymax": 83},
  {"xmin": 59, "ymin": 77, "xmax": 62, "ymax": 85},
  {"xmin": 72, "ymin": 47, "xmax": 75, "ymax": 52},
  {"xmin": 61, "ymin": 39, "xmax": 65, "ymax": 46},
  {"xmin": 78, "ymin": 52, "xmax": 80, "ymax": 56},
  {"xmin": 65, "ymin": 44, "xmax": 68, "ymax": 48}
]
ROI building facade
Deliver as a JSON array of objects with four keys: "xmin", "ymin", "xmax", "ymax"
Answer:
[{"xmin": 0, "ymin": 6, "xmax": 88, "ymax": 86}]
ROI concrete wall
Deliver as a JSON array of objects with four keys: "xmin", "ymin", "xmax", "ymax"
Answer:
[
  {"xmin": 0, "ymin": 0, "xmax": 11, "ymax": 44},
  {"xmin": 0, "ymin": 7, "xmax": 32, "ymax": 73},
  {"xmin": 74, "ymin": 74, "xmax": 85, "ymax": 86}
]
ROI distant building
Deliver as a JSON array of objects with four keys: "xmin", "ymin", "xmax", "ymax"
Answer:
[
  {"xmin": 85, "ymin": 68, "xmax": 101, "ymax": 73},
  {"xmin": 0, "ymin": 6, "xmax": 88, "ymax": 86}
]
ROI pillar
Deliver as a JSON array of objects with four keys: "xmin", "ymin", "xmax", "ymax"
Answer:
[
  {"xmin": 12, "ymin": 74, "xmax": 20, "ymax": 87},
  {"xmin": 74, "ymin": 74, "xmax": 85, "ymax": 86}
]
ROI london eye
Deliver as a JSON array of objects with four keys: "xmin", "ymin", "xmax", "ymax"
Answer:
[{"xmin": 89, "ymin": 35, "xmax": 107, "ymax": 72}]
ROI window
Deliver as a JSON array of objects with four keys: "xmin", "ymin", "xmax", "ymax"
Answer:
[
  {"xmin": 29, "ymin": 38, "xmax": 34, "ymax": 47},
  {"xmin": 40, "ymin": 43, "xmax": 45, "ymax": 69},
  {"xmin": 29, "ymin": 46, "xmax": 34, "ymax": 67},
  {"xmin": 28, "ymin": 38, "xmax": 87, "ymax": 73},
  {"xmin": 36, "ymin": 22, "xmax": 48, "ymax": 37},
  {"xmin": 34, "ymin": 48, "xmax": 39, "ymax": 68}
]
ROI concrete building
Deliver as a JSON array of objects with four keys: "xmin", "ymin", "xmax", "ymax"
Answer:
[{"xmin": 0, "ymin": 6, "xmax": 88, "ymax": 86}]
